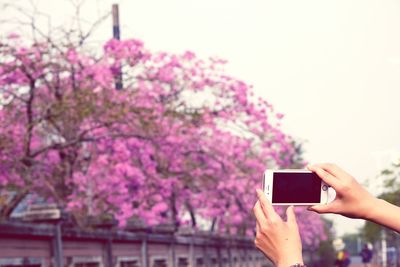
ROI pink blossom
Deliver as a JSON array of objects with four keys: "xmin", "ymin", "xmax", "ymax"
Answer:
[{"xmin": 0, "ymin": 36, "xmax": 324, "ymax": 245}]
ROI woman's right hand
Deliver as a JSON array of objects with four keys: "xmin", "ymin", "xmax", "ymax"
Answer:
[{"xmin": 307, "ymin": 163, "xmax": 378, "ymax": 220}]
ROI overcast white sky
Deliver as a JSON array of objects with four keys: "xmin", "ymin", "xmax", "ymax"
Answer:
[{"xmin": 4, "ymin": 0, "xmax": 400, "ymax": 236}]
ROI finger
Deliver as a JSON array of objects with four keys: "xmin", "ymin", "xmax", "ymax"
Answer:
[
  {"xmin": 256, "ymin": 189, "xmax": 280, "ymax": 221},
  {"xmin": 308, "ymin": 201, "xmax": 338, "ymax": 214},
  {"xmin": 253, "ymin": 201, "xmax": 268, "ymax": 225},
  {"xmin": 312, "ymin": 163, "xmax": 349, "ymax": 180},
  {"xmin": 286, "ymin": 205, "xmax": 298, "ymax": 225},
  {"xmin": 307, "ymin": 165, "xmax": 340, "ymax": 189},
  {"xmin": 256, "ymin": 219, "xmax": 262, "ymax": 234}
]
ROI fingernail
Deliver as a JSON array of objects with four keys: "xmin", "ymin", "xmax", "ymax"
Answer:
[{"xmin": 256, "ymin": 189, "xmax": 263, "ymax": 196}]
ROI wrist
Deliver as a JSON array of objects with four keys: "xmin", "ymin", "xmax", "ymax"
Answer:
[
  {"xmin": 276, "ymin": 262, "xmax": 304, "ymax": 267},
  {"xmin": 363, "ymin": 197, "xmax": 382, "ymax": 221},
  {"xmin": 277, "ymin": 263, "xmax": 304, "ymax": 267},
  {"xmin": 276, "ymin": 257, "xmax": 304, "ymax": 267}
]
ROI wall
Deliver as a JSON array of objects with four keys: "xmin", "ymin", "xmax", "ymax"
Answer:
[{"xmin": 0, "ymin": 222, "xmax": 271, "ymax": 267}]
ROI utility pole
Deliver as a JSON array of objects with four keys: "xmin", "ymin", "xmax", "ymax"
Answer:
[
  {"xmin": 112, "ymin": 4, "xmax": 123, "ymax": 90},
  {"xmin": 382, "ymin": 229, "xmax": 387, "ymax": 267},
  {"xmin": 112, "ymin": 4, "xmax": 120, "ymax": 40}
]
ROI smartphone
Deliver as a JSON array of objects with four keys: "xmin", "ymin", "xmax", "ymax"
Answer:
[{"xmin": 262, "ymin": 169, "xmax": 329, "ymax": 205}]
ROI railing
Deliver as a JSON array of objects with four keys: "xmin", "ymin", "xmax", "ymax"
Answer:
[{"xmin": 0, "ymin": 221, "xmax": 271, "ymax": 267}]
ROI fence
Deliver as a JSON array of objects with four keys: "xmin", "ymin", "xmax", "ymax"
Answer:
[{"xmin": 0, "ymin": 221, "xmax": 270, "ymax": 267}]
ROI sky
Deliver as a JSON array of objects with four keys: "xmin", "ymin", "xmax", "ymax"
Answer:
[{"xmin": 3, "ymin": 0, "xmax": 400, "ymax": 236}]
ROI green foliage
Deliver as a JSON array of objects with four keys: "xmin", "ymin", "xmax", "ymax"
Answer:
[
  {"xmin": 363, "ymin": 190, "xmax": 400, "ymax": 244},
  {"xmin": 316, "ymin": 218, "xmax": 336, "ymax": 267},
  {"xmin": 342, "ymin": 233, "xmax": 360, "ymax": 255},
  {"xmin": 362, "ymin": 161, "xmax": 400, "ymax": 244}
]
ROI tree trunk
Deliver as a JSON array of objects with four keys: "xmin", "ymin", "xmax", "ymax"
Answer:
[
  {"xmin": 186, "ymin": 202, "xmax": 197, "ymax": 228},
  {"xmin": 210, "ymin": 217, "xmax": 217, "ymax": 232},
  {"xmin": 0, "ymin": 188, "xmax": 29, "ymax": 219},
  {"xmin": 170, "ymin": 191, "xmax": 179, "ymax": 232}
]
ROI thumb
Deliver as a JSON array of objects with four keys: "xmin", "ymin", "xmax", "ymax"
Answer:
[
  {"xmin": 286, "ymin": 205, "xmax": 297, "ymax": 225},
  {"xmin": 308, "ymin": 202, "xmax": 336, "ymax": 214}
]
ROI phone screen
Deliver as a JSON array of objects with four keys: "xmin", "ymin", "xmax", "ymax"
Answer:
[{"xmin": 272, "ymin": 172, "xmax": 321, "ymax": 203}]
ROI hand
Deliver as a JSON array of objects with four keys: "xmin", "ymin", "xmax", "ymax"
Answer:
[
  {"xmin": 253, "ymin": 189, "xmax": 303, "ymax": 267},
  {"xmin": 307, "ymin": 163, "xmax": 378, "ymax": 219}
]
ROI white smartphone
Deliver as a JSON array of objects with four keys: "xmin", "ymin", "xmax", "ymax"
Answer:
[{"xmin": 262, "ymin": 169, "xmax": 329, "ymax": 206}]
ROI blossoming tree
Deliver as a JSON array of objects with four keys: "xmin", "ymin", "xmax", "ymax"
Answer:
[{"xmin": 0, "ymin": 13, "xmax": 326, "ymax": 245}]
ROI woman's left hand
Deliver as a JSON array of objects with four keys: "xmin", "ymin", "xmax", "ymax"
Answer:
[{"xmin": 253, "ymin": 189, "xmax": 303, "ymax": 267}]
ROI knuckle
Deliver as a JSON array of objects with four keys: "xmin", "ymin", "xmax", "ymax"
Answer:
[
  {"xmin": 253, "ymin": 205, "xmax": 260, "ymax": 215},
  {"xmin": 255, "ymin": 232, "xmax": 262, "ymax": 241},
  {"xmin": 326, "ymin": 163, "xmax": 335, "ymax": 169},
  {"xmin": 254, "ymin": 239, "xmax": 260, "ymax": 247},
  {"xmin": 321, "ymin": 172, "xmax": 331, "ymax": 180},
  {"xmin": 269, "ymin": 217, "xmax": 280, "ymax": 226},
  {"xmin": 260, "ymin": 226, "xmax": 268, "ymax": 234},
  {"xmin": 260, "ymin": 225, "xmax": 269, "ymax": 234},
  {"xmin": 335, "ymin": 183, "xmax": 345, "ymax": 192},
  {"xmin": 341, "ymin": 181, "xmax": 352, "ymax": 191}
]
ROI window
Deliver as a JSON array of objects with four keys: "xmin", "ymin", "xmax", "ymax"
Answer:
[
  {"xmin": 248, "ymin": 255, "xmax": 253, "ymax": 262},
  {"xmin": 222, "ymin": 257, "xmax": 228, "ymax": 267},
  {"xmin": 120, "ymin": 261, "xmax": 139, "ymax": 267},
  {"xmin": 232, "ymin": 257, "xmax": 238, "ymax": 267},
  {"xmin": 177, "ymin": 258, "xmax": 188, "ymax": 267},
  {"xmin": 152, "ymin": 259, "xmax": 167, "ymax": 267},
  {"xmin": 0, "ymin": 258, "xmax": 43, "ymax": 267},
  {"xmin": 69, "ymin": 256, "xmax": 103, "ymax": 267},
  {"xmin": 211, "ymin": 257, "xmax": 218, "ymax": 267},
  {"xmin": 195, "ymin": 258, "xmax": 204, "ymax": 267},
  {"xmin": 75, "ymin": 264, "xmax": 99, "ymax": 267},
  {"xmin": 116, "ymin": 257, "xmax": 140, "ymax": 267}
]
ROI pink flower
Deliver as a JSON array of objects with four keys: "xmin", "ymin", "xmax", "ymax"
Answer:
[{"xmin": 7, "ymin": 33, "xmax": 19, "ymax": 39}]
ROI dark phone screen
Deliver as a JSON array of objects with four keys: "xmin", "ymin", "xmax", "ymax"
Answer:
[{"xmin": 272, "ymin": 172, "xmax": 321, "ymax": 203}]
